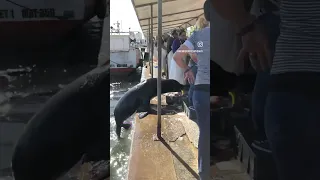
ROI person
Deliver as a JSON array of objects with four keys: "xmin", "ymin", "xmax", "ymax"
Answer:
[
  {"xmin": 195, "ymin": 16, "xmax": 209, "ymax": 31},
  {"xmin": 249, "ymin": 0, "xmax": 280, "ymax": 153},
  {"xmin": 188, "ymin": 17, "xmax": 209, "ymax": 107},
  {"xmin": 156, "ymin": 38, "xmax": 168, "ymax": 77},
  {"xmin": 167, "ymin": 30, "xmax": 178, "ymax": 75},
  {"xmin": 172, "ymin": 29, "xmax": 187, "ymax": 54},
  {"xmin": 166, "ymin": 30, "xmax": 178, "ymax": 55},
  {"xmin": 173, "ymin": 1, "xmax": 210, "ymax": 179},
  {"xmin": 169, "ymin": 29, "xmax": 188, "ymax": 85},
  {"xmin": 211, "ymin": 0, "xmax": 320, "ymax": 180}
]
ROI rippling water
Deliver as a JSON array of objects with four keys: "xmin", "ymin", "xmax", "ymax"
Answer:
[
  {"xmin": 110, "ymin": 71, "xmax": 141, "ymax": 180},
  {"xmin": 0, "ymin": 17, "xmax": 104, "ymax": 179}
]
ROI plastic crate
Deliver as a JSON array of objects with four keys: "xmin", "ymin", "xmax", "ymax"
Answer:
[
  {"xmin": 234, "ymin": 126, "xmax": 279, "ymax": 180},
  {"xmin": 234, "ymin": 126, "xmax": 255, "ymax": 178},
  {"xmin": 182, "ymin": 99, "xmax": 197, "ymax": 120}
]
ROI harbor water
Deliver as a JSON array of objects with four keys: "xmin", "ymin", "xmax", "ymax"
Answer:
[
  {"xmin": 110, "ymin": 71, "xmax": 141, "ymax": 180},
  {"xmin": 0, "ymin": 17, "xmax": 105, "ymax": 180}
]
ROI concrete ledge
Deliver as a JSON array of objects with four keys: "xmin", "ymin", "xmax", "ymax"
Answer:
[
  {"xmin": 127, "ymin": 114, "xmax": 178, "ymax": 180},
  {"xmin": 128, "ymin": 113, "xmax": 199, "ymax": 180}
]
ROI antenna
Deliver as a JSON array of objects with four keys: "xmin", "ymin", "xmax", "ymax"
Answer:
[{"xmin": 113, "ymin": 21, "xmax": 120, "ymax": 33}]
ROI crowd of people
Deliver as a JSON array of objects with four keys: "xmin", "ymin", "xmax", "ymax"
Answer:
[
  {"xmin": 163, "ymin": 0, "xmax": 320, "ymax": 179},
  {"xmin": 211, "ymin": 0, "xmax": 320, "ymax": 179}
]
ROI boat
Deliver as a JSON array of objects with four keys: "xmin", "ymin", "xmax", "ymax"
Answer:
[
  {"xmin": 0, "ymin": 0, "xmax": 107, "ymax": 47},
  {"xmin": 110, "ymin": 21, "xmax": 144, "ymax": 75}
]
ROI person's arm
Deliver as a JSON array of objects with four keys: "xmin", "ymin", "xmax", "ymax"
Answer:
[
  {"xmin": 189, "ymin": 52, "xmax": 198, "ymax": 63},
  {"xmin": 173, "ymin": 33, "xmax": 197, "ymax": 71},
  {"xmin": 211, "ymin": 0, "xmax": 255, "ymax": 30},
  {"xmin": 173, "ymin": 45, "xmax": 190, "ymax": 71}
]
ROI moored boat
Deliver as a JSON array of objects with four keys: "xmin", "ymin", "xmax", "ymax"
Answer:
[
  {"xmin": 0, "ymin": 0, "xmax": 107, "ymax": 47},
  {"xmin": 110, "ymin": 21, "xmax": 144, "ymax": 75}
]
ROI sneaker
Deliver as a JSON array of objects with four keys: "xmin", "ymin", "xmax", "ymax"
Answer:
[
  {"xmin": 189, "ymin": 106, "xmax": 195, "ymax": 111},
  {"xmin": 251, "ymin": 140, "xmax": 272, "ymax": 153}
]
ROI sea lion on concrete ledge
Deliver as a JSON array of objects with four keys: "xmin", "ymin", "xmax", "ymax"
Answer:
[
  {"xmin": 114, "ymin": 78, "xmax": 183, "ymax": 138},
  {"xmin": 11, "ymin": 63, "xmax": 110, "ymax": 180}
]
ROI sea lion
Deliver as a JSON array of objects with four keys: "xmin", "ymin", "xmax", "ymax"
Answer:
[
  {"xmin": 114, "ymin": 78, "xmax": 183, "ymax": 138},
  {"xmin": 11, "ymin": 64, "xmax": 110, "ymax": 180}
]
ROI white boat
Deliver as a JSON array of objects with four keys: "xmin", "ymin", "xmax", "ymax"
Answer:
[
  {"xmin": 109, "ymin": 21, "xmax": 144, "ymax": 75},
  {"xmin": 110, "ymin": 34, "xmax": 140, "ymax": 74}
]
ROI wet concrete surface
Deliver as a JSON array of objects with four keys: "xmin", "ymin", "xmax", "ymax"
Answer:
[
  {"xmin": 127, "ymin": 113, "xmax": 199, "ymax": 180},
  {"xmin": 161, "ymin": 116, "xmax": 186, "ymax": 142},
  {"xmin": 128, "ymin": 114, "xmax": 179, "ymax": 180}
]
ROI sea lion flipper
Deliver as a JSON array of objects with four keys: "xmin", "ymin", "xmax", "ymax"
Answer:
[
  {"xmin": 138, "ymin": 107, "xmax": 158, "ymax": 119},
  {"xmin": 138, "ymin": 112, "xmax": 149, "ymax": 119},
  {"xmin": 116, "ymin": 126, "xmax": 122, "ymax": 138},
  {"xmin": 122, "ymin": 122, "xmax": 132, "ymax": 130}
]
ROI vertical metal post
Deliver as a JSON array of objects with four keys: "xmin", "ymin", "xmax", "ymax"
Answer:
[
  {"xmin": 150, "ymin": 4, "xmax": 154, "ymax": 78},
  {"xmin": 148, "ymin": 18, "xmax": 151, "ymax": 74},
  {"xmin": 157, "ymin": 0, "xmax": 162, "ymax": 138}
]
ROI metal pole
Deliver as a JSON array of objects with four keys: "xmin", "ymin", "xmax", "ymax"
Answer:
[
  {"xmin": 157, "ymin": 0, "xmax": 162, "ymax": 138},
  {"xmin": 150, "ymin": 4, "xmax": 154, "ymax": 78},
  {"xmin": 148, "ymin": 18, "xmax": 151, "ymax": 73}
]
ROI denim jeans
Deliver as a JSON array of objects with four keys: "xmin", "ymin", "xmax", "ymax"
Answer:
[
  {"xmin": 265, "ymin": 93, "xmax": 320, "ymax": 180},
  {"xmin": 251, "ymin": 12, "xmax": 280, "ymax": 140},
  {"xmin": 252, "ymin": 70, "xmax": 270, "ymax": 140},
  {"xmin": 193, "ymin": 89, "xmax": 210, "ymax": 180},
  {"xmin": 188, "ymin": 65, "xmax": 198, "ymax": 106}
]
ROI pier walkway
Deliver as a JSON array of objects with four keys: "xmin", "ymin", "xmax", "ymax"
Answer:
[{"xmin": 127, "ymin": 64, "xmax": 199, "ymax": 180}]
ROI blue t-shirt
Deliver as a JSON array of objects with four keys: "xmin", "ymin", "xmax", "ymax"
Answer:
[
  {"xmin": 183, "ymin": 27, "xmax": 210, "ymax": 85},
  {"xmin": 172, "ymin": 39, "xmax": 185, "ymax": 53}
]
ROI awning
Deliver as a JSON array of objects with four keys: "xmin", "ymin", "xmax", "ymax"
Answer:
[{"xmin": 131, "ymin": 0, "xmax": 205, "ymax": 37}]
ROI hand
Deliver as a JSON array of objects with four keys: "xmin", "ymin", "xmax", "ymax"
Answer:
[
  {"xmin": 184, "ymin": 70, "xmax": 195, "ymax": 84},
  {"xmin": 237, "ymin": 24, "xmax": 272, "ymax": 72}
]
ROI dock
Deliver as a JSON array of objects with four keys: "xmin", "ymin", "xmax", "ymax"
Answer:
[
  {"xmin": 127, "ymin": 64, "xmax": 199, "ymax": 180},
  {"xmin": 127, "ymin": 64, "xmax": 252, "ymax": 180}
]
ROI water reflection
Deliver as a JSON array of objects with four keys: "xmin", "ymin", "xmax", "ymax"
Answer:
[
  {"xmin": 110, "ymin": 71, "xmax": 141, "ymax": 180},
  {"xmin": 0, "ymin": 17, "xmax": 104, "ymax": 179}
]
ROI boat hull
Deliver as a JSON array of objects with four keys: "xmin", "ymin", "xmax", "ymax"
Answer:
[
  {"xmin": 0, "ymin": 20, "xmax": 84, "ymax": 47},
  {"xmin": 0, "ymin": 0, "xmax": 106, "ymax": 47},
  {"xmin": 110, "ymin": 68, "xmax": 137, "ymax": 75}
]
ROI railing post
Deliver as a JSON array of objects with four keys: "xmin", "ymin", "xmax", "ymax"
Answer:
[
  {"xmin": 150, "ymin": 4, "xmax": 154, "ymax": 78},
  {"xmin": 157, "ymin": 0, "xmax": 162, "ymax": 138}
]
